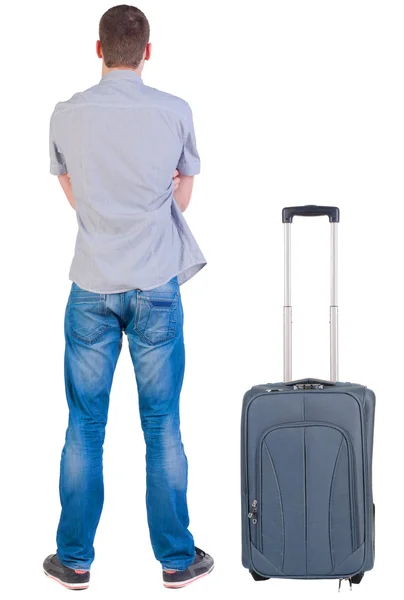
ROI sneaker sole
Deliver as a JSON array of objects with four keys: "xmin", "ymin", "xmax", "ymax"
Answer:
[
  {"xmin": 163, "ymin": 564, "xmax": 214, "ymax": 588},
  {"xmin": 44, "ymin": 570, "xmax": 89, "ymax": 590}
]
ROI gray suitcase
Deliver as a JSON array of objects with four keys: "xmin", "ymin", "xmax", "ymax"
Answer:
[{"xmin": 241, "ymin": 206, "xmax": 375, "ymax": 589}]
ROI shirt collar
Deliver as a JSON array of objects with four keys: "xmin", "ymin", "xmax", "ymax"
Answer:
[{"xmin": 100, "ymin": 69, "xmax": 143, "ymax": 84}]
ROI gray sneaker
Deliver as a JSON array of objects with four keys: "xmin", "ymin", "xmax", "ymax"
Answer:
[
  {"xmin": 43, "ymin": 554, "xmax": 90, "ymax": 590},
  {"xmin": 163, "ymin": 547, "xmax": 214, "ymax": 588}
]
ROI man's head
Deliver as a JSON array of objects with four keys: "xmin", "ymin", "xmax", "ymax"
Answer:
[{"xmin": 97, "ymin": 5, "xmax": 151, "ymax": 73}]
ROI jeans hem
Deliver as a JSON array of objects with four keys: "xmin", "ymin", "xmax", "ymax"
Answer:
[
  {"xmin": 161, "ymin": 555, "xmax": 195, "ymax": 571},
  {"xmin": 57, "ymin": 554, "xmax": 91, "ymax": 571},
  {"xmin": 161, "ymin": 559, "xmax": 194, "ymax": 571}
]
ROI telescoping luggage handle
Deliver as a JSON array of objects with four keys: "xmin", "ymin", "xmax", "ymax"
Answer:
[{"xmin": 282, "ymin": 205, "xmax": 340, "ymax": 384}]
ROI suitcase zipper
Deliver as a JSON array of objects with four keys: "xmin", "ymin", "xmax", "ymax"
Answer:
[{"xmin": 248, "ymin": 500, "xmax": 258, "ymax": 525}]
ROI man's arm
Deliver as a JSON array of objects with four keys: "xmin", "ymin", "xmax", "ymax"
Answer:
[
  {"xmin": 173, "ymin": 170, "xmax": 194, "ymax": 212},
  {"xmin": 57, "ymin": 167, "xmax": 189, "ymax": 213},
  {"xmin": 50, "ymin": 114, "xmax": 75, "ymax": 208},
  {"xmin": 57, "ymin": 174, "xmax": 76, "ymax": 210},
  {"xmin": 174, "ymin": 103, "xmax": 200, "ymax": 211}
]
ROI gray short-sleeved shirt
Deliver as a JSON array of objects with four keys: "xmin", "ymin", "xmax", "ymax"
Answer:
[{"xmin": 49, "ymin": 69, "xmax": 206, "ymax": 293}]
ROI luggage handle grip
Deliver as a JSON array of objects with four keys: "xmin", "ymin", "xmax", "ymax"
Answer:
[{"xmin": 282, "ymin": 205, "xmax": 340, "ymax": 223}]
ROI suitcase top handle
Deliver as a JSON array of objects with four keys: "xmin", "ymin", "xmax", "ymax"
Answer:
[
  {"xmin": 282, "ymin": 205, "xmax": 340, "ymax": 223},
  {"xmin": 283, "ymin": 378, "xmax": 337, "ymax": 391}
]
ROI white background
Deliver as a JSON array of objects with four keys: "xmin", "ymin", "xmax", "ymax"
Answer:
[{"xmin": 1, "ymin": 0, "xmax": 403, "ymax": 598}]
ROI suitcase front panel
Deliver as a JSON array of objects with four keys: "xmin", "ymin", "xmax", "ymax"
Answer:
[{"xmin": 255, "ymin": 422, "xmax": 356, "ymax": 576}]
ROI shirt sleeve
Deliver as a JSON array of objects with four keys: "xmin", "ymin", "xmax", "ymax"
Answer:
[
  {"xmin": 49, "ymin": 116, "xmax": 67, "ymax": 176},
  {"xmin": 177, "ymin": 104, "xmax": 201, "ymax": 176}
]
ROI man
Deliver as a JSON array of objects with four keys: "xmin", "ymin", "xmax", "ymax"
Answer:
[{"xmin": 43, "ymin": 4, "xmax": 213, "ymax": 590}]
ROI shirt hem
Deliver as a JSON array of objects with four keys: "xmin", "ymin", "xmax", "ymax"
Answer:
[{"xmin": 69, "ymin": 260, "xmax": 207, "ymax": 294}]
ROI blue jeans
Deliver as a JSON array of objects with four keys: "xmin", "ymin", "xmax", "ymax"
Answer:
[{"xmin": 56, "ymin": 276, "xmax": 195, "ymax": 571}]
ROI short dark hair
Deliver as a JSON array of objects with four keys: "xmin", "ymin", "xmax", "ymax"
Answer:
[{"xmin": 99, "ymin": 5, "xmax": 150, "ymax": 69}]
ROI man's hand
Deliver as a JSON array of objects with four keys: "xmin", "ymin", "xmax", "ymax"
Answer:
[{"xmin": 173, "ymin": 169, "xmax": 180, "ymax": 192}]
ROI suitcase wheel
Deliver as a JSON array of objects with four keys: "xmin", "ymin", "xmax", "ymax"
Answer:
[
  {"xmin": 249, "ymin": 569, "xmax": 270, "ymax": 581},
  {"xmin": 350, "ymin": 572, "xmax": 365, "ymax": 585}
]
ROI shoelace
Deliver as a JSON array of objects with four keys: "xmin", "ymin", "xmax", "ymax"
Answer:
[{"xmin": 195, "ymin": 547, "xmax": 206, "ymax": 558}]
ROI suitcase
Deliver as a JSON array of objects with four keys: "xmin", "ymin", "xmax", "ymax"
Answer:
[{"xmin": 241, "ymin": 205, "xmax": 375, "ymax": 589}]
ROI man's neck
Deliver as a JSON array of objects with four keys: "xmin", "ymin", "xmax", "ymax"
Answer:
[{"xmin": 102, "ymin": 64, "xmax": 143, "ymax": 78}]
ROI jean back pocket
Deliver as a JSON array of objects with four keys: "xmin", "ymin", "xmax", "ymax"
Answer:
[
  {"xmin": 67, "ymin": 285, "xmax": 110, "ymax": 345},
  {"xmin": 135, "ymin": 291, "xmax": 179, "ymax": 345}
]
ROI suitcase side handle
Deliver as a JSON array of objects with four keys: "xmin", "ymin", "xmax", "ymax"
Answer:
[{"xmin": 282, "ymin": 205, "xmax": 340, "ymax": 223}]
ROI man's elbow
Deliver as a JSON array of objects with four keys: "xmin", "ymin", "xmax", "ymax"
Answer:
[{"xmin": 177, "ymin": 194, "xmax": 192, "ymax": 212}]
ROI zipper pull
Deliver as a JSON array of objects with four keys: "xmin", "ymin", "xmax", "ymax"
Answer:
[{"xmin": 248, "ymin": 500, "xmax": 258, "ymax": 524}]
